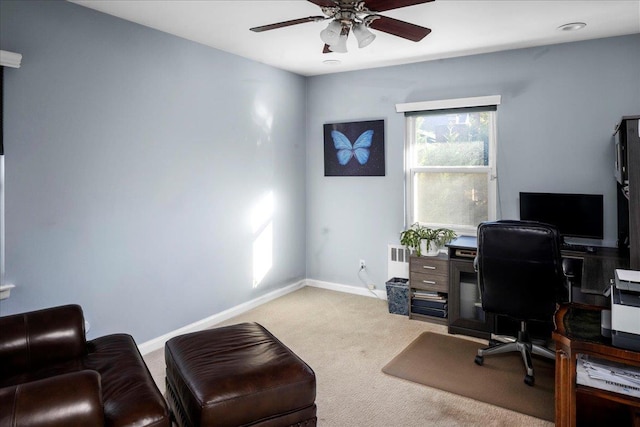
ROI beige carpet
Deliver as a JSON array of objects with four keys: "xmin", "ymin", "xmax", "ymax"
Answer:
[
  {"xmin": 143, "ymin": 286, "xmax": 554, "ymax": 426},
  {"xmin": 382, "ymin": 332, "xmax": 554, "ymax": 422}
]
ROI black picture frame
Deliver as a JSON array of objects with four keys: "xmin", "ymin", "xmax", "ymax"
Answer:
[{"xmin": 323, "ymin": 119, "xmax": 385, "ymax": 176}]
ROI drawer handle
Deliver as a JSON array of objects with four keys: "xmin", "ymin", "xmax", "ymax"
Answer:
[
  {"xmin": 423, "ymin": 266, "xmax": 436, "ymax": 270},
  {"xmin": 422, "ymin": 280, "xmax": 436, "ymax": 284}
]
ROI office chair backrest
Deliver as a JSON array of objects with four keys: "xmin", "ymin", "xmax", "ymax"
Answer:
[{"xmin": 477, "ymin": 220, "xmax": 563, "ymax": 321}]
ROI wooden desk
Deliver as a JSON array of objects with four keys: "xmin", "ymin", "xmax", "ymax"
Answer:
[
  {"xmin": 447, "ymin": 236, "xmax": 629, "ymax": 301},
  {"xmin": 553, "ymin": 304, "xmax": 640, "ymax": 426},
  {"xmin": 445, "ymin": 236, "xmax": 628, "ymax": 339},
  {"xmin": 561, "ymin": 247, "xmax": 629, "ymax": 295}
]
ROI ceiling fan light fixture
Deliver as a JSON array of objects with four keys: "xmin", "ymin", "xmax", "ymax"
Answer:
[
  {"xmin": 251, "ymin": 1, "xmax": 434, "ymax": 55},
  {"xmin": 330, "ymin": 31, "xmax": 349, "ymax": 53},
  {"xmin": 353, "ymin": 23, "xmax": 376, "ymax": 48},
  {"xmin": 320, "ymin": 20, "xmax": 343, "ymax": 45}
]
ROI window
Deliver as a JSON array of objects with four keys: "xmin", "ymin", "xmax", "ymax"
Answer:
[
  {"xmin": 400, "ymin": 97, "xmax": 499, "ymax": 235},
  {"xmin": 1, "ymin": 50, "xmax": 23, "ymax": 290}
]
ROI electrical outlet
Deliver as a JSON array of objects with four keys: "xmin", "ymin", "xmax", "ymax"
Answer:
[
  {"xmin": 359, "ymin": 259, "xmax": 366, "ymax": 269},
  {"xmin": 368, "ymin": 284, "xmax": 375, "ymax": 290}
]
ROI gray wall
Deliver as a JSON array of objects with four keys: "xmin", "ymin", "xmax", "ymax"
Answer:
[
  {"xmin": 0, "ymin": 1, "xmax": 307, "ymax": 342},
  {"xmin": 306, "ymin": 35, "xmax": 640, "ymax": 290},
  {"xmin": 2, "ymin": 0, "xmax": 639, "ymax": 343}
]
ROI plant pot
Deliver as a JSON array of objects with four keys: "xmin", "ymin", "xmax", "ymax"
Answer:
[{"xmin": 420, "ymin": 240, "xmax": 440, "ymax": 256}]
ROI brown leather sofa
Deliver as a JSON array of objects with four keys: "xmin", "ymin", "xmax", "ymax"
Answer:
[{"xmin": 0, "ymin": 304, "xmax": 170, "ymax": 427}]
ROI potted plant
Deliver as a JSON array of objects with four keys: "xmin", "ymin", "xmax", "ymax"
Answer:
[
  {"xmin": 430, "ymin": 227, "xmax": 457, "ymax": 255},
  {"xmin": 399, "ymin": 223, "xmax": 426, "ymax": 256},
  {"xmin": 400, "ymin": 223, "xmax": 457, "ymax": 256}
]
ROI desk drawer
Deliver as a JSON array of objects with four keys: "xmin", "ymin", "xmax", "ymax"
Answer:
[
  {"xmin": 410, "ymin": 271, "xmax": 448, "ymax": 292},
  {"xmin": 410, "ymin": 256, "xmax": 449, "ymax": 276}
]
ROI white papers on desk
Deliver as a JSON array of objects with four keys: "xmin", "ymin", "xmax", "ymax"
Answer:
[{"xmin": 576, "ymin": 354, "xmax": 640, "ymax": 398}]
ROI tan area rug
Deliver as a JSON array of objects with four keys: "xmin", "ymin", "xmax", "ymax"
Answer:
[{"xmin": 382, "ymin": 332, "xmax": 554, "ymax": 422}]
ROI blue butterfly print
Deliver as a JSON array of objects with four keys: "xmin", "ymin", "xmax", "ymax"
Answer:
[{"xmin": 331, "ymin": 130, "xmax": 373, "ymax": 166}]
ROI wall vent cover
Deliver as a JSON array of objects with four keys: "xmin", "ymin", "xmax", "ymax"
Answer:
[{"xmin": 387, "ymin": 244, "xmax": 410, "ymax": 280}]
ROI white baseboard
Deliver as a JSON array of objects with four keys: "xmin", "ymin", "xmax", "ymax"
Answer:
[
  {"xmin": 138, "ymin": 278, "xmax": 388, "ymax": 355},
  {"xmin": 305, "ymin": 279, "xmax": 387, "ymax": 300},
  {"xmin": 137, "ymin": 280, "xmax": 305, "ymax": 355}
]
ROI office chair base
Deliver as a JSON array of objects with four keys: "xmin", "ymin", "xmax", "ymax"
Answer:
[
  {"xmin": 475, "ymin": 336, "xmax": 555, "ymax": 386},
  {"xmin": 524, "ymin": 374, "xmax": 534, "ymax": 386}
]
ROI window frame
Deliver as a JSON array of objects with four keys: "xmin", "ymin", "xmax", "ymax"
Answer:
[
  {"xmin": 1, "ymin": 51, "xmax": 23, "ymax": 288},
  {"xmin": 398, "ymin": 96, "xmax": 500, "ymax": 236}
]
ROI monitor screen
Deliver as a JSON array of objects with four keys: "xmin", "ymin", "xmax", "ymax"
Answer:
[{"xmin": 519, "ymin": 192, "xmax": 604, "ymax": 240}]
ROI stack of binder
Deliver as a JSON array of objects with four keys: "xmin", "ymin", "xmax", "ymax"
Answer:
[{"xmin": 411, "ymin": 290, "xmax": 447, "ymax": 318}]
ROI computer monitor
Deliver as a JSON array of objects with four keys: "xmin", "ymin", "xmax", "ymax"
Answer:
[{"xmin": 519, "ymin": 192, "xmax": 604, "ymax": 240}]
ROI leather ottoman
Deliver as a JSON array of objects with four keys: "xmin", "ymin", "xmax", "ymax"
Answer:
[{"xmin": 165, "ymin": 322, "xmax": 317, "ymax": 427}]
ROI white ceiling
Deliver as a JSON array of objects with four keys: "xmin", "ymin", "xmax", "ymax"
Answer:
[{"xmin": 70, "ymin": 0, "xmax": 640, "ymax": 76}]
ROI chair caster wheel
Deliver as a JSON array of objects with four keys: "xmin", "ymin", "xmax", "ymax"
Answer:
[
  {"xmin": 474, "ymin": 355, "xmax": 484, "ymax": 366},
  {"xmin": 524, "ymin": 375, "xmax": 534, "ymax": 386}
]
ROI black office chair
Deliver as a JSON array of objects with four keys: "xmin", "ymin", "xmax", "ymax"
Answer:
[{"xmin": 473, "ymin": 220, "xmax": 565, "ymax": 386}]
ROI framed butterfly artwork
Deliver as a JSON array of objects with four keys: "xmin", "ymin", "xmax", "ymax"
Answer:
[{"xmin": 323, "ymin": 119, "xmax": 385, "ymax": 176}]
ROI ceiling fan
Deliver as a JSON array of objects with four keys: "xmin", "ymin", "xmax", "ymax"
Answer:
[{"xmin": 250, "ymin": 0, "xmax": 434, "ymax": 53}]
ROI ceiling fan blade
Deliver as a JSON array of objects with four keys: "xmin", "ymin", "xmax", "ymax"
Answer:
[
  {"xmin": 364, "ymin": 0, "xmax": 434, "ymax": 12},
  {"xmin": 369, "ymin": 15, "xmax": 431, "ymax": 41},
  {"xmin": 307, "ymin": 0, "xmax": 337, "ymax": 7},
  {"xmin": 250, "ymin": 16, "xmax": 326, "ymax": 32}
]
